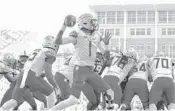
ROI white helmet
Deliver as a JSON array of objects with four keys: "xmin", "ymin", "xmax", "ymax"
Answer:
[
  {"xmin": 2, "ymin": 53, "xmax": 16, "ymax": 67},
  {"xmin": 154, "ymin": 51, "xmax": 164, "ymax": 57},
  {"xmin": 78, "ymin": 13, "xmax": 99, "ymax": 31},
  {"xmin": 42, "ymin": 35, "xmax": 58, "ymax": 51},
  {"xmin": 126, "ymin": 48, "xmax": 137, "ymax": 59}
]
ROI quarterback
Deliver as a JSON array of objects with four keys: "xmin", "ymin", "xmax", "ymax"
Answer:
[{"xmin": 49, "ymin": 13, "xmax": 114, "ymax": 110}]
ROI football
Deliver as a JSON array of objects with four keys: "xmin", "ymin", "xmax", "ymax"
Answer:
[{"xmin": 64, "ymin": 15, "xmax": 76, "ymax": 27}]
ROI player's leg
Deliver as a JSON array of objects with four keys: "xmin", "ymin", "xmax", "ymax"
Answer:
[
  {"xmin": 121, "ymin": 78, "xmax": 135, "ymax": 110},
  {"xmin": 82, "ymin": 82, "xmax": 100, "ymax": 110},
  {"xmin": 136, "ymin": 79, "xmax": 149, "ymax": 110},
  {"xmin": 149, "ymin": 77, "xmax": 164, "ymax": 110},
  {"xmin": 54, "ymin": 72, "xmax": 70, "ymax": 102},
  {"xmin": 0, "ymin": 72, "xmax": 26, "ymax": 110},
  {"xmin": 86, "ymin": 70, "xmax": 113, "ymax": 110},
  {"xmin": 25, "ymin": 71, "xmax": 54, "ymax": 108},
  {"xmin": 0, "ymin": 83, "xmax": 15, "ymax": 106},
  {"xmin": 164, "ymin": 77, "xmax": 175, "ymax": 110},
  {"xmin": 103, "ymin": 75, "xmax": 122, "ymax": 109},
  {"xmin": 32, "ymin": 91, "xmax": 47, "ymax": 109},
  {"xmin": 22, "ymin": 89, "xmax": 37, "ymax": 110},
  {"xmin": 48, "ymin": 66, "xmax": 88, "ymax": 111}
]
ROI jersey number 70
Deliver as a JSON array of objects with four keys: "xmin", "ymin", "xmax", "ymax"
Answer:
[{"xmin": 153, "ymin": 58, "xmax": 169, "ymax": 69}]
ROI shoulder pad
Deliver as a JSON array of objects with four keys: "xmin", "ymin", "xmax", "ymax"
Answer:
[{"xmin": 69, "ymin": 30, "xmax": 78, "ymax": 38}]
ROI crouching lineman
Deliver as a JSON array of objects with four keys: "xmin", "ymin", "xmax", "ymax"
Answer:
[
  {"xmin": 0, "ymin": 53, "xmax": 38, "ymax": 110},
  {"xmin": 0, "ymin": 15, "xmax": 75, "ymax": 110},
  {"xmin": 148, "ymin": 51, "xmax": 175, "ymax": 110},
  {"xmin": 120, "ymin": 55, "xmax": 149, "ymax": 110},
  {"xmin": 100, "ymin": 48, "xmax": 137, "ymax": 110},
  {"xmin": 49, "ymin": 13, "xmax": 114, "ymax": 111}
]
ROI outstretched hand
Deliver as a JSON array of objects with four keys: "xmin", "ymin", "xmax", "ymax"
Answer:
[{"xmin": 102, "ymin": 30, "xmax": 112, "ymax": 45}]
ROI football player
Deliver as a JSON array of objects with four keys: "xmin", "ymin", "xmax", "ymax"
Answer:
[
  {"xmin": 49, "ymin": 13, "xmax": 114, "ymax": 110},
  {"xmin": 0, "ymin": 15, "xmax": 74, "ymax": 110},
  {"xmin": 148, "ymin": 51, "xmax": 175, "ymax": 110},
  {"xmin": 121, "ymin": 55, "xmax": 149, "ymax": 110},
  {"xmin": 101, "ymin": 48, "xmax": 137, "ymax": 110},
  {"xmin": 54, "ymin": 55, "xmax": 75, "ymax": 104},
  {"xmin": 0, "ymin": 53, "xmax": 37, "ymax": 110}
]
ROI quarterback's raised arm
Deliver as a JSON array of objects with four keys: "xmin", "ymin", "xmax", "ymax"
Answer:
[{"xmin": 54, "ymin": 15, "xmax": 76, "ymax": 46}]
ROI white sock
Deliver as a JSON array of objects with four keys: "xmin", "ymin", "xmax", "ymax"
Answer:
[
  {"xmin": 47, "ymin": 92, "xmax": 55, "ymax": 108},
  {"xmin": 48, "ymin": 95, "xmax": 78, "ymax": 111},
  {"xmin": 1, "ymin": 99, "xmax": 18, "ymax": 110}
]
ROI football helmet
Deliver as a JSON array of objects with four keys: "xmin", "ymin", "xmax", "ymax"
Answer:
[
  {"xmin": 19, "ymin": 51, "xmax": 29, "ymax": 64},
  {"xmin": 126, "ymin": 48, "xmax": 137, "ymax": 59},
  {"xmin": 2, "ymin": 53, "xmax": 16, "ymax": 67},
  {"xmin": 139, "ymin": 55, "xmax": 148, "ymax": 62},
  {"xmin": 77, "ymin": 13, "xmax": 99, "ymax": 32},
  {"xmin": 42, "ymin": 35, "xmax": 58, "ymax": 51},
  {"xmin": 154, "ymin": 51, "xmax": 164, "ymax": 57}
]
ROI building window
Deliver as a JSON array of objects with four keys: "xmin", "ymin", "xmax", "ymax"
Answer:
[
  {"xmin": 168, "ymin": 11, "xmax": 175, "ymax": 23},
  {"xmin": 161, "ymin": 43, "xmax": 166, "ymax": 53},
  {"xmin": 107, "ymin": 11, "xmax": 116, "ymax": 24},
  {"xmin": 147, "ymin": 44, "xmax": 151, "ymax": 52},
  {"xmin": 168, "ymin": 28, "xmax": 175, "ymax": 35},
  {"xmin": 136, "ymin": 44, "xmax": 145, "ymax": 54},
  {"xmin": 158, "ymin": 11, "xmax": 167, "ymax": 23},
  {"xmin": 162, "ymin": 28, "xmax": 166, "ymax": 35},
  {"xmin": 147, "ymin": 11, "xmax": 155, "ymax": 23},
  {"xmin": 115, "ymin": 29, "xmax": 120, "ymax": 36},
  {"xmin": 117, "ymin": 11, "xmax": 124, "ymax": 24},
  {"xmin": 147, "ymin": 28, "xmax": 151, "ymax": 35},
  {"xmin": 128, "ymin": 11, "xmax": 136, "ymax": 24},
  {"xmin": 137, "ymin": 11, "xmax": 146, "ymax": 24},
  {"xmin": 99, "ymin": 29, "xmax": 104, "ymax": 36},
  {"xmin": 97, "ymin": 12, "xmax": 106, "ymax": 24},
  {"xmin": 136, "ymin": 28, "xmax": 141, "ymax": 35},
  {"xmin": 141, "ymin": 28, "xmax": 145, "ymax": 35},
  {"xmin": 136, "ymin": 28, "xmax": 145, "ymax": 35},
  {"xmin": 130, "ymin": 28, "xmax": 135, "ymax": 35},
  {"xmin": 106, "ymin": 29, "xmax": 114, "ymax": 36}
]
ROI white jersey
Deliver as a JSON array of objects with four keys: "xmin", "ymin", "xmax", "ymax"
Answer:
[
  {"xmin": 129, "ymin": 60, "xmax": 148, "ymax": 81},
  {"xmin": 24, "ymin": 48, "xmax": 56, "ymax": 76},
  {"xmin": 71, "ymin": 29, "xmax": 103, "ymax": 66},
  {"xmin": 107, "ymin": 55, "xmax": 136, "ymax": 83},
  {"xmin": 57, "ymin": 55, "xmax": 76, "ymax": 83},
  {"xmin": 148, "ymin": 56, "xmax": 173, "ymax": 81}
]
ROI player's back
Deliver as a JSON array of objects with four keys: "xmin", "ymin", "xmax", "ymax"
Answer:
[
  {"xmin": 24, "ymin": 49, "xmax": 46, "ymax": 76},
  {"xmin": 129, "ymin": 60, "xmax": 148, "ymax": 81},
  {"xmin": 149, "ymin": 56, "xmax": 173, "ymax": 80},
  {"xmin": 73, "ymin": 30, "xmax": 101, "ymax": 66},
  {"xmin": 108, "ymin": 54, "xmax": 135, "ymax": 83}
]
